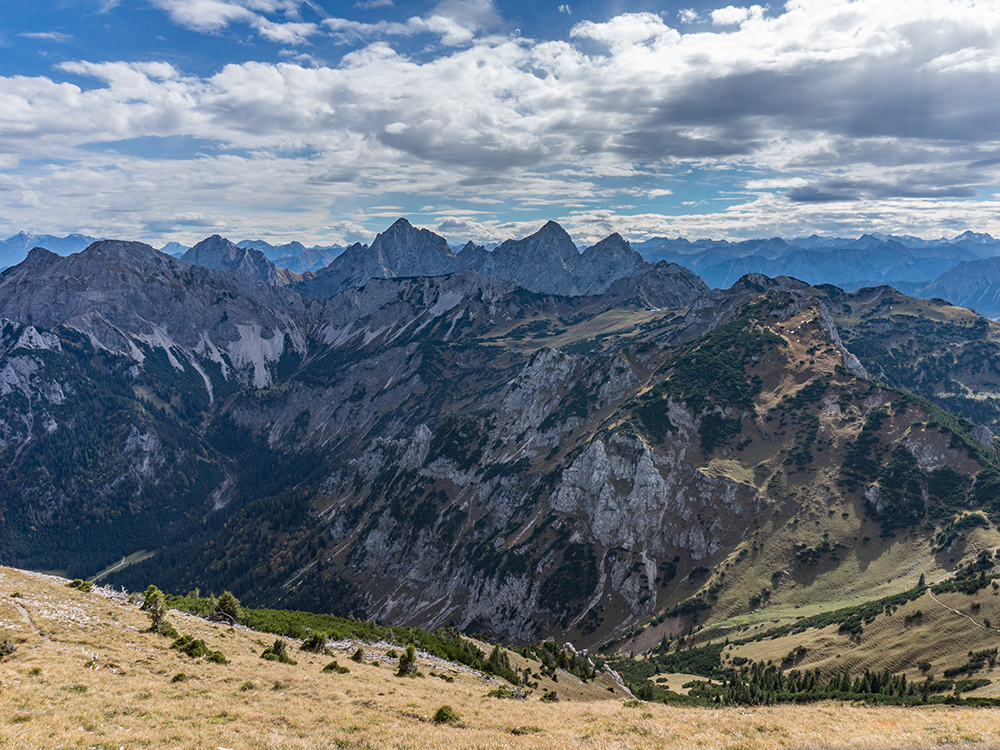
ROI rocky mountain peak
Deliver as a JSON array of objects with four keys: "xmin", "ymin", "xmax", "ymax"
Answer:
[
  {"xmin": 80, "ymin": 239, "xmax": 163, "ymax": 264},
  {"xmin": 183, "ymin": 235, "xmax": 283, "ymax": 286},
  {"xmin": 22, "ymin": 246, "xmax": 61, "ymax": 267},
  {"xmin": 369, "ymin": 218, "xmax": 455, "ymax": 272}
]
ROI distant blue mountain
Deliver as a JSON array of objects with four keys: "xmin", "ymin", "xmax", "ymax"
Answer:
[
  {"xmin": 631, "ymin": 232, "xmax": 1000, "ymax": 289},
  {"xmin": 0, "ymin": 231, "xmax": 101, "ymax": 269}
]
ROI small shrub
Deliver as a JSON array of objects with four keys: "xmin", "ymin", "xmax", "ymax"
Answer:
[
  {"xmin": 157, "ymin": 621, "xmax": 180, "ymax": 639},
  {"xmin": 239, "ymin": 681, "xmax": 256, "ymax": 692},
  {"xmin": 63, "ymin": 684, "xmax": 88, "ymax": 693},
  {"xmin": 272, "ymin": 680, "xmax": 287, "ymax": 690},
  {"xmin": 10, "ymin": 592, "xmax": 21, "ymax": 598},
  {"xmin": 1, "ymin": 638, "xmax": 17, "ymax": 658},
  {"xmin": 205, "ymin": 650, "xmax": 229, "ymax": 664},
  {"xmin": 171, "ymin": 672, "xmax": 188, "ymax": 683},
  {"xmin": 323, "ymin": 659, "xmax": 351, "ymax": 674},
  {"xmin": 351, "ymin": 647, "xmax": 365, "ymax": 663},
  {"xmin": 261, "ymin": 638, "xmax": 297, "ymax": 665},
  {"xmin": 623, "ymin": 699, "xmax": 643, "ymax": 707},
  {"xmin": 433, "ymin": 705, "xmax": 461, "ymax": 725},
  {"xmin": 67, "ymin": 579, "xmax": 93, "ymax": 593},
  {"xmin": 300, "ymin": 632, "xmax": 327, "ymax": 653},
  {"xmin": 540, "ymin": 689, "xmax": 559, "ymax": 702},
  {"xmin": 28, "ymin": 667, "xmax": 42, "ymax": 676},
  {"xmin": 396, "ymin": 644, "xmax": 417, "ymax": 677},
  {"xmin": 171, "ymin": 635, "xmax": 209, "ymax": 658}
]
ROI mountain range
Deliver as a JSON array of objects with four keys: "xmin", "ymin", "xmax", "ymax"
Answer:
[
  {"xmin": 1, "ymin": 220, "xmax": 1000, "ymax": 651},
  {"xmin": 633, "ymin": 231, "xmax": 1000, "ymax": 291},
  {"xmin": 4, "ymin": 227, "xmax": 1000, "ymax": 311}
]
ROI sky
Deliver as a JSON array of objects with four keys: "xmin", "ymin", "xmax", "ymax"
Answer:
[{"xmin": 1, "ymin": 0, "xmax": 1000, "ymax": 248}]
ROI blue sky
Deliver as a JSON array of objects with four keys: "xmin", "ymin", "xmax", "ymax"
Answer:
[{"xmin": 1, "ymin": 0, "xmax": 1000, "ymax": 248}]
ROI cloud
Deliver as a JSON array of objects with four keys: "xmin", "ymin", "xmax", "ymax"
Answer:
[
  {"xmin": 558, "ymin": 4, "xmax": 571, "ymax": 15},
  {"xmin": 678, "ymin": 9, "xmax": 699, "ymax": 23},
  {"xmin": 710, "ymin": 5, "xmax": 765, "ymax": 26},
  {"xmin": 3, "ymin": 0, "xmax": 1000, "ymax": 242},
  {"xmin": 355, "ymin": 0, "xmax": 393, "ymax": 7},
  {"xmin": 150, "ymin": 0, "xmax": 320, "ymax": 44},
  {"xmin": 324, "ymin": 0, "xmax": 499, "ymax": 46},
  {"xmin": 18, "ymin": 32, "xmax": 73, "ymax": 42}
]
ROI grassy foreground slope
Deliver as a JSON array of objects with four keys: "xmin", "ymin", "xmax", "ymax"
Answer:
[{"xmin": 4, "ymin": 567, "xmax": 1000, "ymax": 749}]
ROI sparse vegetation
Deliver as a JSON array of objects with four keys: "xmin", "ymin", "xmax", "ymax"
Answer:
[
  {"xmin": 432, "ymin": 704, "xmax": 461, "ymax": 724},
  {"xmin": 261, "ymin": 638, "xmax": 297, "ymax": 665}
]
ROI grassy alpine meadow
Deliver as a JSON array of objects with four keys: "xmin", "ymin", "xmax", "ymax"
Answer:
[{"xmin": 3, "ymin": 566, "xmax": 1000, "ymax": 749}]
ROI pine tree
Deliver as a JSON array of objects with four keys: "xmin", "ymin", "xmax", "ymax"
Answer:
[
  {"xmin": 140, "ymin": 585, "xmax": 167, "ymax": 633},
  {"xmin": 214, "ymin": 591, "xmax": 242, "ymax": 624}
]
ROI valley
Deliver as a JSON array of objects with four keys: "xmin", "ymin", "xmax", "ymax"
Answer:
[{"xmin": 1, "ymin": 220, "xmax": 1000, "ymax": 712}]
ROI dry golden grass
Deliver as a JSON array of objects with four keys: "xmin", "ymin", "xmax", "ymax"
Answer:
[{"xmin": 4, "ymin": 567, "xmax": 1000, "ymax": 749}]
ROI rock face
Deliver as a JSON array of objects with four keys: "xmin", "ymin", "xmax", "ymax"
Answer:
[
  {"xmin": 294, "ymin": 218, "xmax": 708, "ymax": 303},
  {"xmin": 182, "ymin": 235, "xmax": 290, "ymax": 286},
  {"xmin": 0, "ymin": 229, "xmax": 998, "ymax": 649},
  {"xmin": 0, "ymin": 240, "xmax": 310, "ymax": 390},
  {"xmin": 295, "ymin": 219, "xmax": 457, "ymax": 297}
]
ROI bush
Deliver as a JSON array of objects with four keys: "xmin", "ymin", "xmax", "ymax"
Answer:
[
  {"xmin": 300, "ymin": 632, "xmax": 327, "ymax": 653},
  {"xmin": 157, "ymin": 621, "xmax": 180, "ymax": 639},
  {"xmin": 140, "ymin": 585, "xmax": 167, "ymax": 633},
  {"xmin": 322, "ymin": 659, "xmax": 350, "ymax": 674},
  {"xmin": 261, "ymin": 638, "xmax": 297, "ymax": 665},
  {"xmin": 171, "ymin": 635, "xmax": 209, "ymax": 658},
  {"xmin": 239, "ymin": 681, "xmax": 256, "ymax": 691},
  {"xmin": 1, "ymin": 638, "xmax": 16, "ymax": 658},
  {"xmin": 540, "ymin": 689, "xmax": 559, "ymax": 702},
  {"xmin": 432, "ymin": 705, "xmax": 461, "ymax": 725},
  {"xmin": 396, "ymin": 643, "xmax": 417, "ymax": 677},
  {"xmin": 206, "ymin": 650, "xmax": 229, "ymax": 664},
  {"xmin": 67, "ymin": 579, "xmax": 93, "ymax": 593},
  {"xmin": 171, "ymin": 672, "xmax": 188, "ymax": 683},
  {"xmin": 351, "ymin": 647, "xmax": 365, "ymax": 663},
  {"xmin": 214, "ymin": 591, "xmax": 242, "ymax": 624}
]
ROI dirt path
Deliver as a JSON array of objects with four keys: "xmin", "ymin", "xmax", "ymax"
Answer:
[
  {"xmin": 8, "ymin": 597, "xmax": 46, "ymax": 640},
  {"xmin": 927, "ymin": 589, "xmax": 1000, "ymax": 634}
]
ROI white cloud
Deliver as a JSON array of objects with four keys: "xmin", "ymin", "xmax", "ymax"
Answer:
[
  {"xmin": 150, "ymin": 0, "xmax": 319, "ymax": 44},
  {"xmin": 324, "ymin": 0, "xmax": 498, "ymax": 46},
  {"xmin": 355, "ymin": 0, "xmax": 394, "ymax": 7},
  {"xmin": 3, "ymin": 0, "xmax": 1000, "ymax": 242},
  {"xmin": 558, "ymin": 4, "xmax": 571, "ymax": 15},
  {"xmin": 571, "ymin": 12, "xmax": 679, "ymax": 52},
  {"xmin": 710, "ymin": 5, "xmax": 765, "ymax": 26},
  {"xmin": 678, "ymin": 9, "xmax": 699, "ymax": 23},
  {"xmin": 19, "ymin": 32, "xmax": 73, "ymax": 42}
]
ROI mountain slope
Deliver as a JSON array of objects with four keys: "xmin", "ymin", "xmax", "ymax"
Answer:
[
  {"xmin": 909, "ymin": 256, "xmax": 1000, "ymax": 319},
  {"xmin": 181, "ymin": 234, "xmax": 300, "ymax": 286},
  {"xmin": 1, "ymin": 240, "xmax": 1000, "ymax": 651},
  {"xmin": 9, "ymin": 567, "xmax": 1000, "ymax": 748}
]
